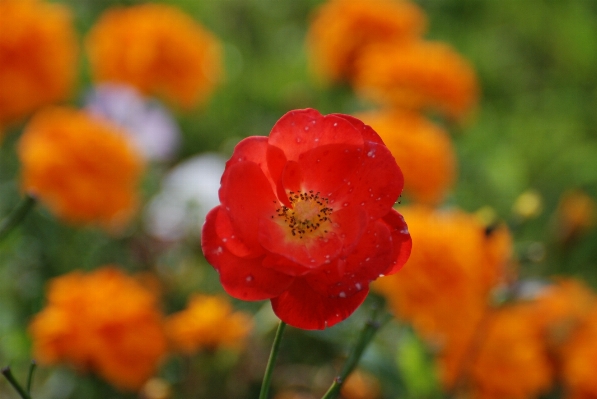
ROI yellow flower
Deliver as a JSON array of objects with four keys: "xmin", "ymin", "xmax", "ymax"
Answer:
[
  {"xmin": 86, "ymin": 3, "xmax": 222, "ymax": 109},
  {"xmin": 0, "ymin": 0, "xmax": 77, "ymax": 126},
  {"xmin": 354, "ymin": 41, "xmax": 479, "ymax": 123},
  {"xmin": 17, "ymin": 107, "xmax": 144, "ymax": 231},
  {"xmin": 372, "ymin": 205, "xmax": 513, "ymax": 387},
  {"xmin": 356, "ymin": 109, "xmax": 457, "ymax": 205},
  {"xmin": 29, "ymin": 266, "xmax": 168, "ymax": 391},
  {"xmin": 306, "ymin": 0, "xmax": 426, "ymax": 83},
  {"xmin": 165, "ymin": 295, "xmax": 253, "ymax": 353},
  {"xmin": 468, "ymin": 305, "xmax": 553, "ymax": 399}
]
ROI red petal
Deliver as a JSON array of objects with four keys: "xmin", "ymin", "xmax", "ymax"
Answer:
[
  {"xmin": 332, "ymin": 141, "xmax": 403, "ymax": 222},
  {"xmin": 331, "ymin": 113, "xmax": 385, "ymax": 145},
  {"xmin": 271, "ymin": 277, "xmax": 369, "ymax": 330},
  {"xmin": 220, "ymin": 161, "xmax": 277, "ymax": 253},
  {"xmin": 297, "ymin": 143, "xmax": 363, "ymax": 197},
  {"xmin": 268, "ymin": 109, "xmax": 364, "ymax": 162},
  {"xmin": 305, "ymin": 219, "xmax": 394, "ymax": 298},
  {"xmin": 226, "ymin": 136, "xmax": 278, "ymax": 195},
  {"xmin": 258, "ymin": 217, "xmax": 343, "ymax": 269},
  {"xmin": 214, "ymin": 206, "xmax": 256, "ymax": 258},
  {"xmin": 202, "ymin": 207, "xmax": 293, "ymax": 300},
  {"xmin": 380, "ymin": 208, "xmax": 412, "ymax": 275},
  {"xmin": 281, "ymin": 161, "xmax": 303, "ymax": 194}
]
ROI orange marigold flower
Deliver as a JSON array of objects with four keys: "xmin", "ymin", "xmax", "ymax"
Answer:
[
  {"xmin": 86, "ymin": 3, "xmax": 222, "ymax": 109},
  {"xmin": 29, "ymin": 266, "xmax": 168, "ymax": 391},
  {"xmin": 354, "ymin": 41, "xmax": 479, "ymax": 123},
  {"xmin": 165, "ymin": 295, "xmax": 253, "ymax": 353},
  {"xmin": 372, "ymin": 205, "xmax": 513, "ymax": 387},
  {"xmin": 468, "ymin": 305, "xmax": 553, "ymax": 399},
  {"xmin": 355, "ymin": 109, "xmax": 457, "ymax": 205},
  {"xmin": 306, "ymin": 0, "xmax": 426, "ymax": 83},
  {"xmin": 17, "ymin": 107, "xmax": 144, "ymax": 230},
  {"xmin": 561, "ymin": 305, "xmax": 597, "ymax": 399},
  {"xmin": 0, "ymin": 0, "xmax": 78, "ymax": 126},
  {"xmin": 532, "ymin": 278, "xmax": 595, "ymax": 348}
]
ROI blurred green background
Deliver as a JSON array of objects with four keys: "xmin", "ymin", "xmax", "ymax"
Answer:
[{"xmin": 2, "ymin": 0, "xmax": 597, "ymax": 398}]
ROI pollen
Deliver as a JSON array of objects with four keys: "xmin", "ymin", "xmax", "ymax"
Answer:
[{"xmin": 275, "ymin": 190, "xmax": 333, "ymax": 239}]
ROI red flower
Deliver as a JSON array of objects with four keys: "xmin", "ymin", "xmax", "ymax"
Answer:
[{"xmin": 202, "ymin": 109, "xmax": 411, "ymax": 329}]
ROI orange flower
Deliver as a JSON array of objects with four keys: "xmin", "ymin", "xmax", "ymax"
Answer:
[
  {"xmin": 554, "ymin": 189, "xmax": 597, "ymax": 243},
  {"xmin": 86, "ymin": 3, "xmax": 222, "ymax": 109},
  {"xmin": 372, "ymin": 205, "xmax": 513, "ymax": 387},
  {"xmin": 306, "ymin": 0, "xmax": 426, "ymax": 83},
  {"xmin": 165, "ymin": 295, "xmax": 253, "ymax": 353},
  {"xmin": 17, "ymin": 107, "xmax": 144, "ymax": 230},
  {"xmin": 532, "ymin": 278, "xmax": 595, "ymax": 348},
  {"xmin": 29, "ymin": 266, "xmax": 168, "ymax": 391},
  {"xmin": 0, "ymin": 0, "xmax": 78, "ymax": 126},
  {"xmin": 356, "ymin": 109, "xmax": 457, "ymax": 205},
  {"xmin": 468, "ymin": 305, "xmax": 553, "ymax": 399},
  {"xmin": 354, "ymin": 41, "xmax": 478, "ymax": 122},
  {"xmin": 561, "ymin": 305, "xmax": 597, "ymax": 399},
  {"xmin": 340, "ymin": 369, "xmax": 382, "ymax": 399}
]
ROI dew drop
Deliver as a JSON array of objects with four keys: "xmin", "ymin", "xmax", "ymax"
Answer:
[
  {"xmin": 367, "ymin": 150, "xmax": 375, "ymax": 158},
  {"xmin": 304, "ymin": 126, "xmax": 310, "ymax": 131},
  {"xmin": 401, "ymin": 228, "xmax": 409, "ymax": 234},
  {"xmin": 222, "ymin": 238, "xmax": 227, "ymax": 242},
  {"xmin": 215, "ymin": 247, "xmax": 223, "ymax": 255},
  {"xmin": 355, "ymin": 283, "xmax": 362, "ymax": 290},
  {"xmin": 376, "ymin": 197, "xmax": 381, "ymax": 201},
  {"xmin": 296, "ymin": 137, "xmax": 302, "ymax": 143},
  {"xmin": 246, "ymin": 275, "xmax": 253, "ymax": 282},
  {"xmin": 315, "ymin": 137, "xmax": 320, "ymax": 142},
  {"xmin": 343, "ymin": 202, "xmax": 348, "ymax": 207},
  {"xmin": 365, "ymin": 257, "xmax": 370, "ymax": 262},
  {"xmin": 378, "ymin": 274, "xmax": 385, "ymax": 278},
  {"xmin": 339, "ymin": 291, "xmax": 346, "ymax": 298},
  {"xmin": 333, "ymin": 122, "xmax": 338, "ymax": 127},
  {"xmin": 360, "ymin": 202, "xmax": 365, "ymax": 206}
]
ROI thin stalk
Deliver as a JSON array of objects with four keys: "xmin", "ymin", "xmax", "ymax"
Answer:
[
  {"xmin": 259, "ymin": 321, "xmax": 287, "ymax": 399},
  {"xmin": 320, "ymin": 308, "xmax": 389, "ymax": 399},
  {"xmin": 26, "ymin": 361, "xmax": 36, "ymax": 394},
  {"xmin": 2, "ymin": 367, "xmax": 32, "ymax": 399},
  {"xmin": 0, "ymin": 195, "xmax": 36, "ymax": 243}
]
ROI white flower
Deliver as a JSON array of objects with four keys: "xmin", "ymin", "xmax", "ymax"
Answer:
[{"xmin": 145, "ymin": 153, "xmax": 226, "ymax": 241}]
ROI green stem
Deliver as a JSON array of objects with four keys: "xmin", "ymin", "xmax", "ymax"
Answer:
[
  {"xmin": 0, "ymin": 195, "xmax": 36, "ymax": 243},
  {"xmin": 320, "ymin": 308, "xmax": 389, "ymax": 399},
  {"xmin": 2, "ymin": 367, "xmax": 32, "ymax": 399},
  {"xmin": 259, "ymin": 321, "xmax": 287, "ymax": 399},
  {"xmin": 26, "ymin": 361, "xmax": 36, "ymax": 394}
]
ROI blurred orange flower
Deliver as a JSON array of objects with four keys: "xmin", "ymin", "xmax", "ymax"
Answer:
[
  {"xmin": 0, "ymin": 0, "xmax": 78, "ymax": 126},
  {"xmin": 356, "ymin": 109, "xmax": 457, "ymax": 205},
  {"xmin": 17, "ymin": 107, "xmax": 144, "ymax": 231},
  {"xmin": 532, "ymin": 278, "xmax": 595, "ymax": 348},
  {"xmin": 554, "ymin": 189, "xmax": 597, "ymax": 243},
  {"xmin": 468, "ymin": 305, "xmax": 553, "ymax": 399},
  {"xmin": 372, "ymin": 205, "xmax": 513, "ymax": 387},
  {"xmin": 354, "ymin": 41, "xmax": 478, "ymax": 123},
  {"xmin": 86, "ymin": 3, "xmax": 222, "ymax": 108},
  {"xmin": 306, "ymin": 0, "xmax": 426, "ymax": 83},
  {"xmin": 29, "ymin": 266, "xmax": 168, "ymax": 391},
  {"xmin": 340, "ymin": 369, "xmax": 382, "ymax": 399},
  {"xmin": 165, "ymin": 295, "xmax": 253, "ymax": 353},
  {"xmin": 86, "ymin": 3, "xmax": 222, "ymax": 109},
  {"xmin": 561, "ymin": 305, "xmax": 597, "ymax": 399}
]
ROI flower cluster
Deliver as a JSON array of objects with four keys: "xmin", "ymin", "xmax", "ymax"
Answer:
[
  {"xmin": 307, "ymin": 0, "xmax": 479, "ymax": 205},
  {"xmin": 29, "ymin": 267, "xmax": 254, "ymax": 391},
  {"xmin": 202, "ymin": 108, "xmax": 411, "ymax": 330}
]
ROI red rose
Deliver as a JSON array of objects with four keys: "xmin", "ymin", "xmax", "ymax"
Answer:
[{"xmin": 202, "ymin": 108, "xmax": 411, "ymax": 329}]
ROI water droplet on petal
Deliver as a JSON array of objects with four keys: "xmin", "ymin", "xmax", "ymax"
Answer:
[
  {"xmin": 333, "ymin": 122, "xmax": 338, "ymax": 127},
  {"xmin": 246, "ymin": 275, "xmax": 253, "ymax": 282},
  {"xmin": 367, "ymin": 150, "xmax": 375, "ymax": 158},
  {"xmin": 222, "ymin": 238, "xmax": 227, "ymax": 242},
  {"xmin": 360, "ymin": 202, "xmax": 365, "ymax": 206},
  {"xmin": 365, "ymin": 257, "xmax": 370, "ymax": 262},
  {"xmin": 296, "ymin": 137, "xmax": 302, "ymax": 143},
  {"xmin": 339, "ymin": 292, "xmax": 346, "ymax": 298},
  {"xmin": 355, "ymin": 283, "xmax": 362, "ymax": 290},
  {"xmin": 343, "ymin": 202, "xmax": 348, "ymax": 207},
  {"xmin": 304, "ymin": 126, "xmax": 309, "ymax": 131},
  {"xmin": 215, "ymin": 247, "xmax": 223, "ymax": 255}
]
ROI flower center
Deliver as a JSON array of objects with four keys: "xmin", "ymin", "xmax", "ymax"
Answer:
[{"xmin": 275, "ymin": 190, "xmax": 333, "ymax": 239}]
